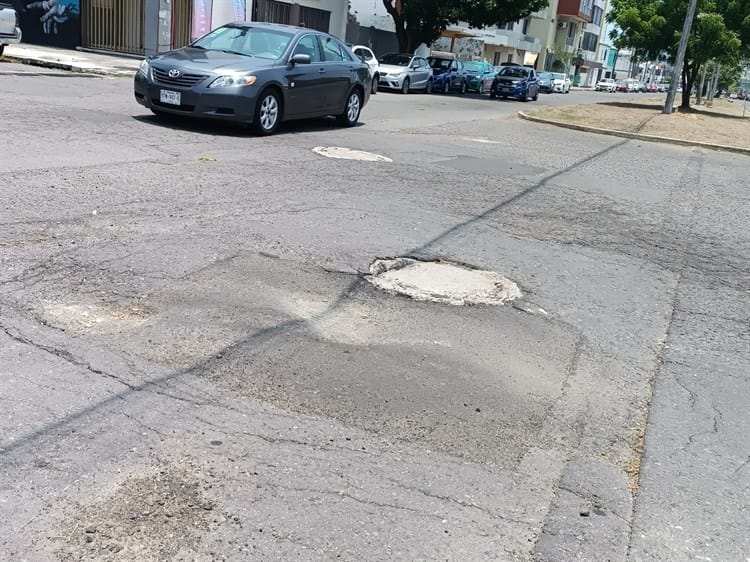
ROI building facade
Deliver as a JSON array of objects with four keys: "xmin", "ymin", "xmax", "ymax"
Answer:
[{"xmin": 12, "ymin": 0, "xmax": 348, "ymax": 57}]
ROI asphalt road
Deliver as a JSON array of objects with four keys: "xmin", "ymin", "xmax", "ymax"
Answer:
[{"xmin": 1, "ymin": 62, "xmax": 747, "ymax": 561}]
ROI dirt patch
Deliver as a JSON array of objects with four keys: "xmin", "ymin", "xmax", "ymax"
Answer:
[
  {"xmin": 55, "ymin": 463, "xmax": 216, "ymax": 561},
  {"xmin": 527, "ymin": 98, "xmax": 750, "ymax": 149}
]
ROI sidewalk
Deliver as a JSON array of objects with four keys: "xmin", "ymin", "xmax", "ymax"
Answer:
[{"xmin": 1, "ymin": 44, "xmax": 139, "ymax": 76}]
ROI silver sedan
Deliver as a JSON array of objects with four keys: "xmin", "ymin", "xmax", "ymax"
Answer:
[{"xmin": 377, "ymin": 53, "xmax": 433, "ymax": 94}]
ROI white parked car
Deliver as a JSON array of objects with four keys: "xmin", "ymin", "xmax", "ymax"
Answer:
[
  {"xmin": 351, "ymin": 45, "xmax": 379, "ymax": 94},
  {"xmin": 551, "ymin": 72, "xmax": 571, "ymax": 93},
  {"xmin": 596, "ymin": 78, "xmax": 616, "ymax": 92},
  {"xmin": 0, "ymin": 2, "xmax": 22, "ymax": 56}
]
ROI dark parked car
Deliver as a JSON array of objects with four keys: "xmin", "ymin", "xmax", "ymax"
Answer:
[
  {"xmin": 463, "ymin": 61, "xmax": 496, "ymax": 93},
  {"xmin": 427, "ymin": 56, "xmax": 468, "ymax": 94},
  {"xmin": 134, "ymin": 22, "xmax": 371, "ymax": 135},
  {"xmin": 537, "ymin": 71, "xmax": 554, "ymax": 93},
  {"xmin": 490, "ymin": 65, "xmax": 539, "ymax": 101}
]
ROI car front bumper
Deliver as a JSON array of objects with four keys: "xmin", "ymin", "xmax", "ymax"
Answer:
[
  {"xmin": 378, "ymin": 74, "xmax": 406, "ymax": 89},
  {"xmin": 0, "ymin": 26, "xmax": 22, "ymax": 45},
  {"xmin": 493, "ymin": 83, "xmax": 526, "ymax": 97},
  {"xmin": 552, "ymin": 84, "xmax": 566, "ymax": 92},
  {"xmin": 134, "ymin": 71, "xmax": 258, "ymax": 123}
]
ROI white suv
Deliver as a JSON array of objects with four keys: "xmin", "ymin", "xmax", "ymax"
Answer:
[
  {"xmin": 596, "ymin": 78, "xmax": 616, "ymax": 92},
  {"xmin": 351, "ymin": 45, "xmax": 379, "ymax": 94}
]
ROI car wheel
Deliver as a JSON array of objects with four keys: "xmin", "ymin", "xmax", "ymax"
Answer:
[
  {"xmin": 425, "ymin": 79, "xmax": 433, "ymax": 94},
  {"xmin": 253, "ymin": 89, "xmax": 281, "ymax": 135},
  {"xmin": 460, "ymin": 80, "xmax": 467, "ymax": 95},
  {"xmin": 532, "ymin": 89, "xmax": 538, "ymax": 101},
  {"xmin": 401, "ymin": 77, "xmax": 410, "ymax": 94},
  {"xmin": 371, "ymin": 75, "xmax": 378, "ymax": 94},
  {"xmin": 337, "ymin": 88, "xmax": 362, "ymax": 127},
  {"xmin": 442, "ymin": 80, "xmax": 450, "ymax": 94},
  {"xmin": 478, "ymin": 82, "xmax": 484, "ymax": 94}
]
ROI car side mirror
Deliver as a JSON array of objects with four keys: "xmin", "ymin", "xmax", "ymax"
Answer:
[{"xmin": 289, "ymin": 53, "xmax": 311, "ymax": 65}]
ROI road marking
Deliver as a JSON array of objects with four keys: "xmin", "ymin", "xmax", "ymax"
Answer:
[{"xmin": 312, "ymin": 146, "xmax": 393, "ymax": 162}]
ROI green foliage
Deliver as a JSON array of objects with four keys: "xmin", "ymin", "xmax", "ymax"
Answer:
[
  {"xmin": 607, "ymin": 0, "xmax": 749, "ymax": 106},
  {"xmin": 382, "ymin": 0, "xmax": 549, "ymax": 53}
]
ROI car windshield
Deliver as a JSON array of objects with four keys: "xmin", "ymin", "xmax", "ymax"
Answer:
[
  {"xmin": 463, "ymin": 62, "xmax": 483, "ymax": 73},
  {"xmin": 192, "ymin": 25, "xmax": 294, "ymax": 60},
  {"xmin": 427, "ymin": 57, "xmax": 452, "ymax": 69},
  {"xmin": 538, "ymin": 72, "xmax": 552, "ymax": 79},
  {"xmin": 552, "ymin": 73, "xmax": 566, "ymax": 80},
  {"xmin": 380, "ymin": 53, "xmax": 412, "ymax": 66},
  {"xmin": 499, "ymin": 67, "xmax": 529, "ymax": 78}
]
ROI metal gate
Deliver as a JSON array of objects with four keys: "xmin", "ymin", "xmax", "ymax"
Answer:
[
  {"xmin": 171, "ymin": 0, "xmax": 193, "ymax": 48},
  {"xmin": 82, "ymin": 0, "xmax": 145, "ymax": 55}
]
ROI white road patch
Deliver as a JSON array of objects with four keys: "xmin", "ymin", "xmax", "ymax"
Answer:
[
  {"xmin": 366, "ymin": 258, "xmax": 521, "ymax": 306},
  {"xmin": 463, "ymin": 138, "xmax": 505, "ymax": 144},
  {"xmin": 312, "ymin": 146, "xmax": 393, "ymax": 162}
]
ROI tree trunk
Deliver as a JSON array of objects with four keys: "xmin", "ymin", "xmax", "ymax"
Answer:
[
  {"xmin": 696, "ymin": 63, "xmax": 707, "ymax": 105},
  {"xmin": 679, "ymin": 60, "xmax": 697, "ymax": 110},
  {"xmin": 382, "ymin": 0, "xmax": 408, "ymax": 53}
]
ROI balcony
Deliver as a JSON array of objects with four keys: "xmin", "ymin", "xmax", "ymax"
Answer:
[{"xmin": 557, "ymin": 0, "xmax": 593, "ymax": 22}]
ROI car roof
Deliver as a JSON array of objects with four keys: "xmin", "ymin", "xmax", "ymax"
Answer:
[{"xmin": 229, "ymin": 21, "xmax": 331, "ymax": 37}]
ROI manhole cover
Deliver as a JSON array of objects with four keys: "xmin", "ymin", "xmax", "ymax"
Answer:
[
  {"xmin": 312, "ymin": 146, "xmax": 393, "ymax": 162},
  {"xmin": 366, "ymin": 258, "xmax": 521, "ymax": 306}
]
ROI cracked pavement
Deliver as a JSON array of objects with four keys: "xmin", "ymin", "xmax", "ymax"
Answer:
[{"xmin": 1, "ymin": 62, "xmax": 748, "ymax": 560}]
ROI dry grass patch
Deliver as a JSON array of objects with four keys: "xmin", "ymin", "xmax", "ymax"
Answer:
[{"xmin": 527, "ymin": 97, "xmax": 750, "ymax": 149}]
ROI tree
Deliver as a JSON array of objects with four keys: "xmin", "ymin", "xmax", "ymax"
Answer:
[
  {"xmin": 382, "ymin": 0, "xmax": 549, "ymax": 54},
  {"xmin": 608, "ymin": 0, "xmax": 748, "ymax": 108}
]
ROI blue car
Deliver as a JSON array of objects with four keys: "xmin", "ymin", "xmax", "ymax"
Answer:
[
  {"xmin": 490, "ymin": 65, "xmax": 539, "ymax": 101},
  {"xmin": 427, "ymin": 56, "xmax": 468, "ymax": 94}
]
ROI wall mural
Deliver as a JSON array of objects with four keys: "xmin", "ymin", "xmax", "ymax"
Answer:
[{"xmin": 11, "ymin": 0, "xmax": 80, "ymax": 48}]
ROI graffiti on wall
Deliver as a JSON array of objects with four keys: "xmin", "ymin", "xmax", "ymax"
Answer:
[
  {"xmin": 431, "ymin": 36, "xmax": 484, "ymax": 60},
  {"xmin": 12, "ymin": 0, "xmax": 80, "ymax": 48}
]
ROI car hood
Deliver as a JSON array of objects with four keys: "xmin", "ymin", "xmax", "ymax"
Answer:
[
  {"xmin": 150, "ymin": 47, "xmax": 276, "ymax": 74},
  {"xmin": 495, "ymin": 75, "xmax": 525, "ymax": 84},
  {"xmin": 379, "ymin": 63, "xmax": 410, "ymax": 74}
]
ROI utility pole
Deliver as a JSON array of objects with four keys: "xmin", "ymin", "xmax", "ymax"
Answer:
[
  {"xmin": 706, "ymin": 62, "xmax": 721, "ymax": 107},
  {"xmin": 696, "ymin": 62, "xmax": 708, "ymax": 105},
  {"xmin": 663, "ymin": 0, "xmax": 699, "ymax": 114}
]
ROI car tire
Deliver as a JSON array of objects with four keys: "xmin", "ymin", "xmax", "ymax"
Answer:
[
  {"xmin": 337, "ymin": 88, "xmax": 362, "ymax": 127},
  {"xmin": 532, "ymin": 89, "xmax": 538, "ymax": 101},
  {"xmin": 442, "ymin": 80, "xmax": 450, "ymax": 94},
  {"xmin": 401, "ymin": 77, "xmax": 410, "ymax": 94},
  {"xmin": 371, "ymin": 75, "xmax": 378, "ymax": 94},
  {"xmin": 460, "ymin": 80, "xmax": 467, "ymax": 95},
  {"xmin": 425, "ymin": 79, "xmax": 433, "ymax": 94},
  {"xmin": 253, "ymin": 89, "xmax": 281, "ymax": 136}
]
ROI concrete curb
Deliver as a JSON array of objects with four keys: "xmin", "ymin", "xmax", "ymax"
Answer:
[
  {"xmin": 0, "ymin": 55, "xmax": 135, "ymax": 77},
  {"xmin": 518, "ymin": 110, "xmax": 750, "ymax": 156}
]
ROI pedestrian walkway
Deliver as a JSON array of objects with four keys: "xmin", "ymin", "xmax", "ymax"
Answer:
[{"xmin": 1, "ymin": 44, "xmax": 139, "ymax": 76}]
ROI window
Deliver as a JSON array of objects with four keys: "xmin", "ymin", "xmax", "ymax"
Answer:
[
  {"xmin": 522, "ymin": 18, "xmax": 529, "ymax": 34},
  {"xmin": 506, "ymin": 53, "xmax": 513, "ymax": 63},
  {"xmin": 354, "ymin": 47, "xmax": 373, "ymax": 61},
  {"xmin": 293, "ymin": 34, "xmax": 322, "ymax": 63},
  {"xmin": 582, "ymin": 32, "xmax": 597, "ymax": 52},
  {"xmin": 505, "ymin": 22, "xmax": 514, "ymax": 31},
  {"xmin": 592, "ymin": 6, "xmax": 603, "ymax": 26},
  {"xmin": 192, "ymin": 25, "xmax": 294, "ymax": 60},
  {"xmin": 322, "ymin": 36, "xmax": 346, "ymax": 61}
]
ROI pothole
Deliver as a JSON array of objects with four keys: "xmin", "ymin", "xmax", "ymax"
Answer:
[
  {"xmin": 312, "ymin": 146, "xmax": 393, "ymax": 162},
  {"xmin": 366, "ymin": 258, "xmax": 521, "ymax": 306}
]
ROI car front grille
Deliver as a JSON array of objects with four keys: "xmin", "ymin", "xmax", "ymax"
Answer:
[{"xmin": 152, "ymin": 67, "xmax": 208, "ymax": 88}]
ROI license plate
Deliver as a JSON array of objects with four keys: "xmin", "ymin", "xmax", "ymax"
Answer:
[{"xmin": 160, "ymin": 90, "xmax": 181, "ymax": 105}]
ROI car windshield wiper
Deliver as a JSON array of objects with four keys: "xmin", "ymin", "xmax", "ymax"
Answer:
[{"xmin": 218, "ymin": 49, "xmax": 254, "ymax": 57}]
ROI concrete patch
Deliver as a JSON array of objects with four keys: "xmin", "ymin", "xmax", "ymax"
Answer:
[
  {"xmin": 366, "ymin": 258, "xmax": 521, "ymax": 306},
  {"xmin": 311, "ymin": 146, "xmax": 393, "ymax": 162},
  {"xmin": 434, "ymin": 155, "xmax": 545, "ymax": 176}
]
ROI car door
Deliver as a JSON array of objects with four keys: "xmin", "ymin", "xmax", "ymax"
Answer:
[
  {"xmin": 284, "ymin": 34, "xmax": 327, "ymax": 118},
  {"xmin": 320, "ymin": 35, "xmax": 354, "ymax": 112}
]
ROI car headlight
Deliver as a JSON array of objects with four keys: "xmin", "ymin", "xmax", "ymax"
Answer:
[
  {"xmin": 208, "ymin": 75, "xmax": 257, "ymax": 88},
  {"xmin": 511, "ymin": 80, "xmax": 520, "ymax": 85},
  {"xmin": 138, "ymin": 59, "xmax": 150, "ymax": 76}
]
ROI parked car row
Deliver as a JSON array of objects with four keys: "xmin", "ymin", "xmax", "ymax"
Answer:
[
  {"xmin": 595, "ymin": 77, "xmax": 666, "ymax": 93},
  {"xmin": 367, "ymin": 51, "xmax": 557, "ymax": 102}
]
